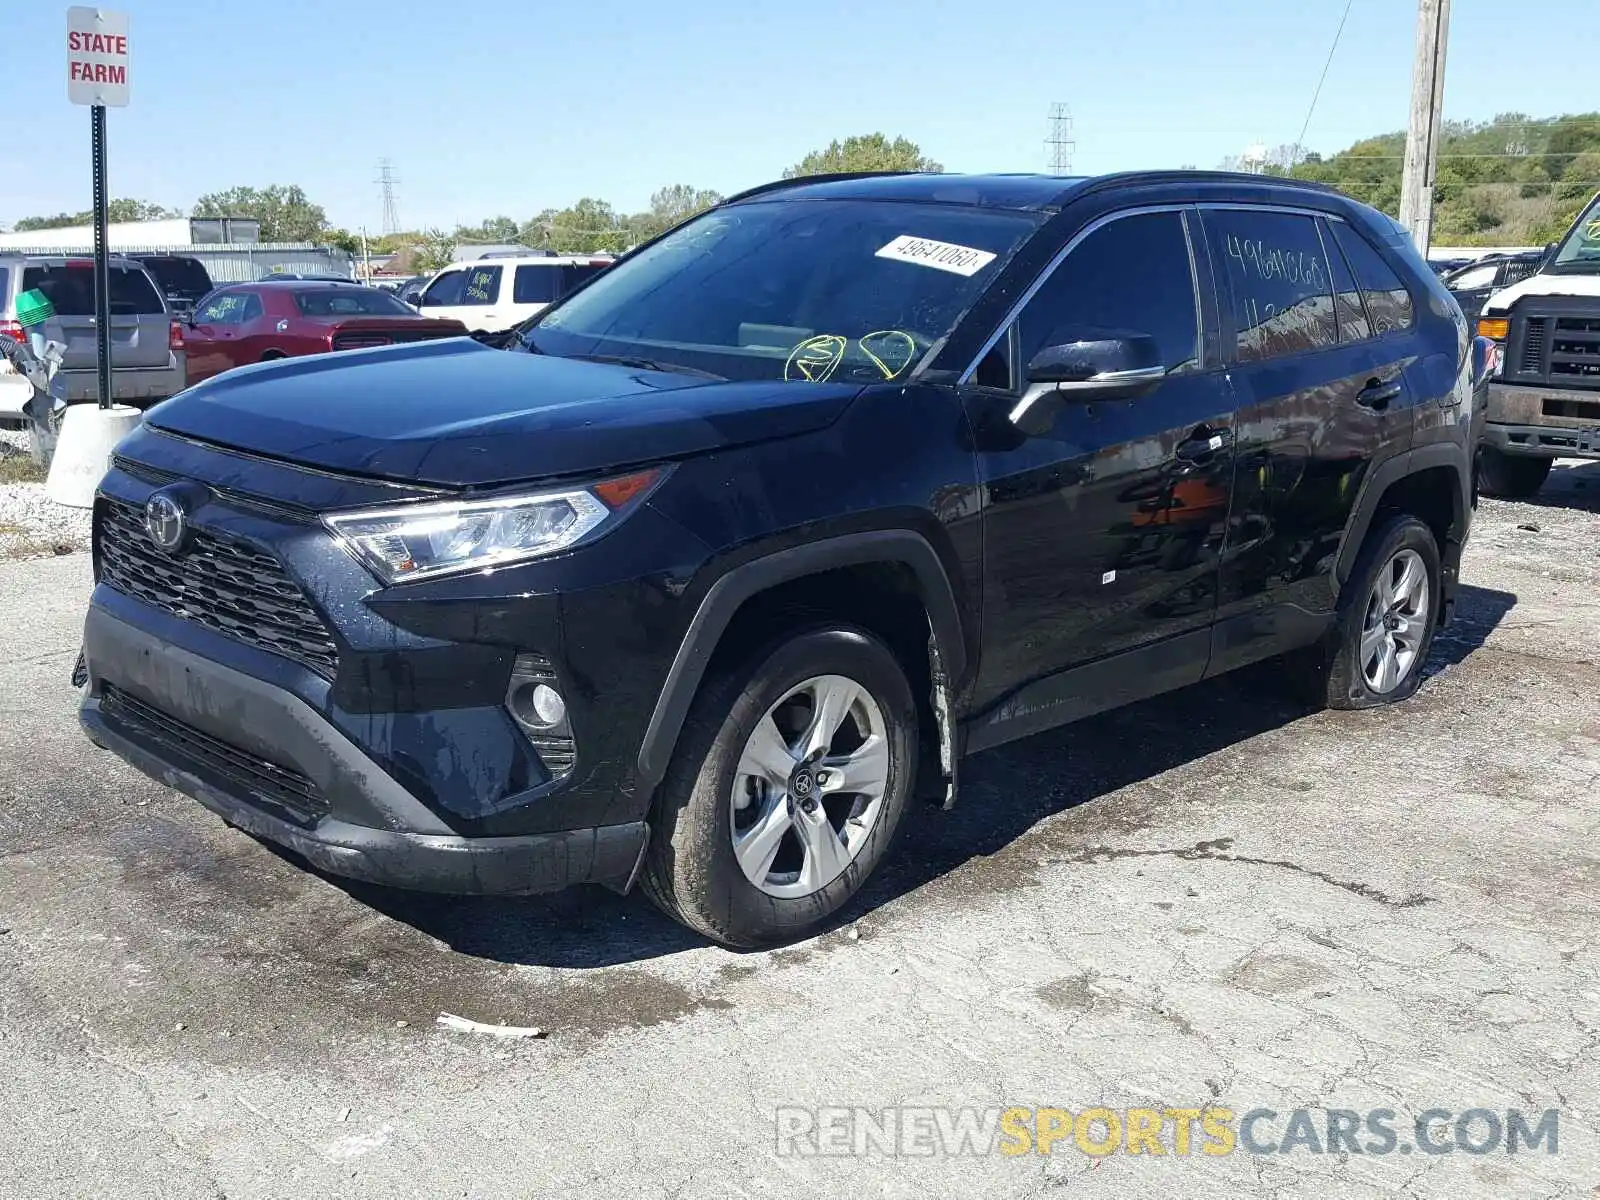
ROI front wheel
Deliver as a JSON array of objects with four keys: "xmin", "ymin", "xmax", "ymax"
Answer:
[
  {"xmin": 641, "ymin": 627, "xmax": 918, "ymax": 948},
  {"xmin": 1478, "ymin": 449, "xmax": 1551, "ymax": 499}
]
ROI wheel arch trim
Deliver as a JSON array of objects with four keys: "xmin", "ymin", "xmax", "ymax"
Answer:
[
  {"xmin": 635, "ymin": 530, "xmax": 968, "ymax": 789},
  {"xmin": 1335, "ymin": 442, "xmax": 1470, "ymax": 589}
]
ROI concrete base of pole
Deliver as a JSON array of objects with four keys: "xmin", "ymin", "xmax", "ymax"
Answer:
[{"xmin": 44, "ymin": 404, "xmax": 141, "ymax": 509}]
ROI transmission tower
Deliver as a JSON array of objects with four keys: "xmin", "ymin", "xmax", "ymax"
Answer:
[
  {"xmin": 376, "ymin": 159, "xmax": 400, "ymax": 236},
  {"xmin": 1046, "ymin": 103, "xmax": 1076, "ymax": 175}
]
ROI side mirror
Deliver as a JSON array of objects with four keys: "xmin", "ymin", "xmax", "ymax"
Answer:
[{"xmin": 1009, "ymin": 331, "xmax": 1167, "ymax": 436}]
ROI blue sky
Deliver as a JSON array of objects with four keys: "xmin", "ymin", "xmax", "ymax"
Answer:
[{"xmin": 2, "ymin": 0, "xmax": 1596, "ymax": 234}]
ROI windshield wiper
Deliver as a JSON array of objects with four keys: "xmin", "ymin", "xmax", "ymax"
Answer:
[{"xmin": 568, "ymin": 352, "xmax": 725, "ymax": 381}]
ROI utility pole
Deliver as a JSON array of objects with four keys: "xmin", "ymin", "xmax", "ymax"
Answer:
[{"xmin": 1397, "ymin": 0, "xmax": 1451, "ymax": 254}]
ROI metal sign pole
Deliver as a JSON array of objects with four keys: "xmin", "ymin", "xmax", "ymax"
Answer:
[{"xmin": 91, "ymin": 102, "xmax": 112, "ymax": 410}]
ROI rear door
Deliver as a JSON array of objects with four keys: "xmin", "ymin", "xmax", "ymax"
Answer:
[
  {"xmin": 1201, "ymin": 206, "xmax": 1416, "ymax": 673},
  {"xmin": 24, "ymin": 261, "xmax": 171, "ymax": 370}
]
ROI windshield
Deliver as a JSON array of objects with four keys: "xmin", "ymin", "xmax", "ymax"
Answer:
[
  {"xmin": 1549, "ymin": 194, "xmax": 1600, "ymax": 273},
  {"xmin": 294, "ymin": 288, "xmax": 415, "ymax": 317},
  {"xmin": 525, "ymin": 199, "xmax": 1044, "ymax": 383}
]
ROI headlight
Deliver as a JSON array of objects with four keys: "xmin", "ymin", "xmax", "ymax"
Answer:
[{"xmin": 325, "ymin": 468, "xmax": 663, "ymax": 584}]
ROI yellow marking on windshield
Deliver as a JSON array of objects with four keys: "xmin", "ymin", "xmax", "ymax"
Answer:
[
  {"xmin": 859, "ymin": 330, "xmax": 917, "ymax": 380},
  {"xmin": 784, "ymin": 334, "xmax": 847, "ymax": 383}
]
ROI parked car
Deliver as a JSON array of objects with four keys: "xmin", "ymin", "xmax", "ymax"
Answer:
[
  {"xmin": 183, "ymin": 280, "xmax": 468, "ymax": 385},
  {"xmin": 1442, "ymin": 251, "xmax": 1544, "ymax": 323},
  {"xmin": 78, "ymin": 171, "xmax": 1482, "ymax": 948},
  {"xmin": 412, "ymin": 254, "xmax": 612, "ymax": 331},
  {"xmin": 1474, "ymin": 192, "xmax": 1600, "ymax": 497},
  {"xmin": 257, "ymin": 272, "xmax": 358, "ymax": 284},
  {"xmin": 396, "ymin": 276, "xmax": 427, "ymax": 306},
  {"xmin": 0, "ymin": 254, "xmax": 184, "ymax": 408},
  {"xmin": 128, "ymin": 253, "xmax": 215, "ymax": 321}
]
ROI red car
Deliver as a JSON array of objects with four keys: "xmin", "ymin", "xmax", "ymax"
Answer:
[{"xmin": 183, "ymin": 281, "xmax": 468, "ymax": 385}]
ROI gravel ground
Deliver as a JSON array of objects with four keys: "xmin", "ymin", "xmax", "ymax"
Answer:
[
  {"xmin": 0, "ymin": 462, "xmax": 1598, "ymax": 1199},
  {"xmin": 0, "ymin": 429, "xmax": 91, "ymax": 561}
]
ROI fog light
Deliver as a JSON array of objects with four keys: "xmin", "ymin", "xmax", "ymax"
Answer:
[
  {"xmin": 506, "ymin": 653, "xmax": 576, "ymax": 777},
  {"xmin": 511, "ymin": 681, "xmax": 568, "ymax": 731}
]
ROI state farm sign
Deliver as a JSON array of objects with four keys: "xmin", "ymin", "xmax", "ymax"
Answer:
[{"xmin": 67, "ymin": 7, "xmax": 131, "ymax": 107}]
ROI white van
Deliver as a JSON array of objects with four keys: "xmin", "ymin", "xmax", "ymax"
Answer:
[{"xmin": 412, "ymin": 254, "xmax": 613, "ymax": 332}]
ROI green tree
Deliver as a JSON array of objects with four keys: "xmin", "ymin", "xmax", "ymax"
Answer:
[
  {"xmin": 320, "ymin": 228, "xmax": 361, "ymax": 255},
  {"xmin": 627, "ymin": 184, "xmax": 724, "ymax": 243},
  {"xmin": 453, "ymin": 216, "xmax": 521, "ymax": 244},
  {"xmin": 523, "ymin": 198, "xmax": 629, "ymax": 253},
  {"xmin": 411, "ymin": 229, "xmax": 456, "ymax": 274},
  {"xmin": 782, "ymin": 134, "xmax": 941, "ymax": 179},
  {"xmin": 193, "ymin": 184, "xmax": 328, "ymax": 242},
  {"xmin": 14, "ymin": 198, "xmax": 180, "ymax": 231}
]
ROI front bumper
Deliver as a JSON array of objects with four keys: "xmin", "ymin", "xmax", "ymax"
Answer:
[
  {"xmin": 80, "ymin": 602, "xmax": 647, "ymax": 895},
  {"xmin": 1485, "ymin": 383, "xmax": 1600, "ymax": 458}
]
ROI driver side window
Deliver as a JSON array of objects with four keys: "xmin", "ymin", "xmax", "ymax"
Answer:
[
  {"xmin": 1014, "ymin": 210, "xmax": 1201, "ymax": 380},
  {"xmin": 420, "ymin": 269, "xmax": 466, "ymax": 307}
]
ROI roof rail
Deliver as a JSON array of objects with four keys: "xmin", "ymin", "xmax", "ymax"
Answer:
[{"xmin": 719, "ymin": 171, "xmax": 923, "ymax": 206}]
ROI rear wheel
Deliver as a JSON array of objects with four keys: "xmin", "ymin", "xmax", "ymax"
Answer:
[
  {"xmin": 641, "ymin": 627, "xmax": 917, "ymax": 948},
  {"xmin": 1478, "ymin": 449, "xmax": 1551, "ymax": 499},
  {"xmin": 1291, "ymin": 514, "xmax": 1441, "ymax": 710}
]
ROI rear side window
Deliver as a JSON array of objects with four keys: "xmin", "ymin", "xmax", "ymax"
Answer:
[
  {"xmin": 1204, "ymin": 210, "xmax": 1337, "ymax": 362},
  {"xmin": 0, "ymin": 268, "xmax": 9, "ymax": 306},
  {"xmin": 21, "ymin": 264, "xmax": 165, "ymax": 316},
  {"xmin": 1330, "ymin": 223, "xmax": 1414, "ymax": 335},
  {"xmin": 1016, "ymin": 210, "xmax": 1201, "ymax": 375},
  {"xmin": 1321, "ymin": 220, "xmax": 1372, "ymax": 342},
  {"xmin": 513, "ymin": 265, "xmax": 559, "ymax": 304},
  {"xmin": 460, "ymin": 265, "xmax": 502, "ymax": 306}
]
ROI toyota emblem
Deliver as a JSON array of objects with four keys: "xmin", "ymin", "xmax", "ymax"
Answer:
[{"xmin": 144, "ymin": 489, "xmax": 189, "ymax": 554}]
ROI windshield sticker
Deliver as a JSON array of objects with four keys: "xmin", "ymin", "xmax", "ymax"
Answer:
[
  {"xmin": 875, "ymin": 235, "xmax": 997, "ymax": 277},
  {"xmin": 784, "ymin": 334, "xmax": 846, "ymax": 383},
  {"xmin": 859, "ymin": 330, "xmax": 917, "ymax": 380}
]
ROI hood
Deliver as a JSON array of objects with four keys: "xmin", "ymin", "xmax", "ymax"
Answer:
[
  {"xmin": 1483, "ymin": 271, "xmax": 1600, "ymax": 315},
  {"xmin": 145, "ymin": 339, "xmax": 861, "ymax": 488}
]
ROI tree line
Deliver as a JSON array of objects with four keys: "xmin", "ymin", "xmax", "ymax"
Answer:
[
  {"xmin": 14, "ymin": 118, "xmax": 1592, "ymax": 262},
  {"xmin": 2, "ymin": 134, "xmax": 938, "ymax": 272}
]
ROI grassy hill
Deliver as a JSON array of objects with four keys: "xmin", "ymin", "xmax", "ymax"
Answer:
[{"xmin": 1276, "ymin": 113, "xmax": 1600, "ymax": 246}]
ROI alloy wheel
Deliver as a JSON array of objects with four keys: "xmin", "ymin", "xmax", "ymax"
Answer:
[
  {"xmin": 729, "ymin": 674, "xmax": 890, "ymax": 899},
  {"xmin": 1360, "ymin": 548, "xmax": 1430, "ymax": 694}
]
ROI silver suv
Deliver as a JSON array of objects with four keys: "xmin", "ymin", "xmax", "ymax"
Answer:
[{"xmin": 0, "ymin": 254, "xmax": 186, "ymax": 407}]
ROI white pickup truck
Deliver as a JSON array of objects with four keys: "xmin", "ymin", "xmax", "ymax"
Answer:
[{"xmin": 1475, "ymin": 191, "xmax": 1600, "ymax": 497}]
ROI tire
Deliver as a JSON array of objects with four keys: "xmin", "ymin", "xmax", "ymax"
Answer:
[
  {"xmin": 1478, "ymin": 449, "xmax": 1551, "ymax": 499},
  {"xmin": 640, "ymin": 626, "xmax": 918, "ymax": 948},
  {"xmin": 1292, "ymin": 514, "xmax": 1442, "ymax": 710}
]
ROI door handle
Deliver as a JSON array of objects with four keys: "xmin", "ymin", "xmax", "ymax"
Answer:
[
  {"xmin": 1175, "ymin": 427, "xmax": 1232, "ymax": 462},
  {"xmin": 1357, "ymin": 379, "xmax": 1402, "ymax": 410}
]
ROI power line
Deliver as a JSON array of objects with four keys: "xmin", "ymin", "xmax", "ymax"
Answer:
[{"xmin": 1294, "ymin": 0, "xmax": 1355, "ymax": 158}]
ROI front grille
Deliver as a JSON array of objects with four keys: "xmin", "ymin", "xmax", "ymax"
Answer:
[
  {"xmin": 1551, "ymin": 315, "xmax": 1600, "ymax": 382},
  {"xmin": 1519, "ymin": 317, "xmax": 1547, "ymax": 375},
  {"xmin": 98, "ymin": 496, "xmax": 340, "ymax": 678},
  {"xmin": 100, "ymin": 684, "xmax": 329, "ymax": 825},
  {"xmin": 1511, "ymin": 311, "xmax": 1600, "ymax": 391}
]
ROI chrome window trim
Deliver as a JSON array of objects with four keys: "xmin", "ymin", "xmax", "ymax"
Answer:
[{"xmin": 958, "ymin": 203, "xmax": 1205, "ymax": 386}]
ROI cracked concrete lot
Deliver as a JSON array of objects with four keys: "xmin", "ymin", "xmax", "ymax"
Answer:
[{"xmin": 3, "ymin": 463, "xmax": 1599, "ymax": 1199}]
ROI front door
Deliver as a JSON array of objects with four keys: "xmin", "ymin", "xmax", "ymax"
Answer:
[
  {"xmin": 1199, "ymin": 206, "xmax": 1417, "ymax": 673},
  {"xmin": 966, "ymin": 207, "xmax": 1236, "ymax": 728}
]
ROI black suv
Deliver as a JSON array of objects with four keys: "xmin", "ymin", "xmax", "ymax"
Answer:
[{"xmin": 79, "ymin": 172, "xmax": 1482, "ymax": 947}]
